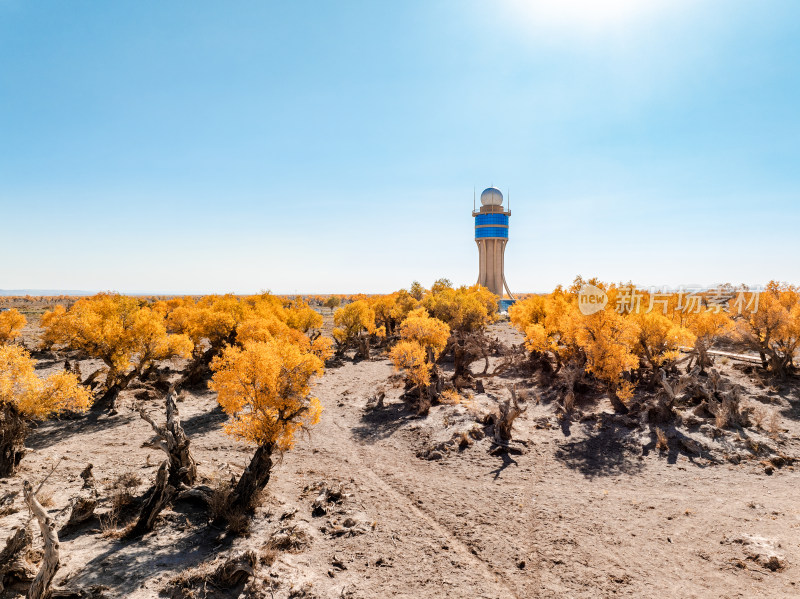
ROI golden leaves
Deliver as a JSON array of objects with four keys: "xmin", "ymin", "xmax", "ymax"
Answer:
[
  {"xmin": 0, "ymin": 345, "xmax": 91, "ymax": 419},
  {"xmin": 421, "ymin": 284, "xmax": 498, "ymax": 333},
  {"xmin": 210, "ymin": 340, "xmax": 324, "ymax": 450},
  {"xmin": 40, "ymin": 293, "xmax": 193, "ymax": 374},
  {"xmin": 0, "ymin": 309, "xmax": 26, "ymax": 345},
  {"xmin": 397, "ymin": 308, "xmax": 450, "ymax": 361},
  {"xmin": 332, "ymin": 300, "xmax": 376, "ymax": 345},
  {"xmin": 388, "ymin": 340, "xmax": 431, "ymax": 390}
]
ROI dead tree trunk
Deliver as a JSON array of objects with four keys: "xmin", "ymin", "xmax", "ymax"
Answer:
[
  {"xmin": 176, "ymin": 346, "xmax": 219, "ymax": 388},
  {"xmin": 608, "ymin": 389, "xmax": 630, "ymax": 414},
  {"xmin": 0, "ymin": 403, "xmax": 27, "ymax": 478},
  {"xmin": 493, "ymin": 387, "xmax": 527, "ymax": 444},
  {"xmin": 62, "ymin": 465, "xmax": 98, "ymax": 532},
  {"xmin": 138, "ymin": 390, "xmax": 197, "ymax": 488},
  {"xmin": 228, "ymin": 443, "xmax": 274, "ymax": 516},
  {"xmin": 356, "ymin": 334, "xmax": 370, "ymax": 360},
  {"xmin": 646, "ymin": 370, "xmax": 686, "ymax": 424},
  {"xmin": 0, "ymin": 526, "xmax": 34, "ymax": 593},
  {"xmin": 129, "ymin": 461, "xmax": 173, "ymax": 536},
  {"xmin": 23, "ymin": 480, "xmax": 59, "ymax": 599}
]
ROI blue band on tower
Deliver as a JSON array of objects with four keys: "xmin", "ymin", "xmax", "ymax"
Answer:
[
  {"xmin": 475, "ymin": 214, "xmax": 509, "ymax": 226},
  {"xmin": 475, "ymin": 227, "xmax": 508, "ymax": 239}
]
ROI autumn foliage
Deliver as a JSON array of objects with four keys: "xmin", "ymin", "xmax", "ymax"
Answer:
[
  {"xmin": 510, "ymin": 277, "xmax": 800, "ymax": 411},
  {"xmin": 41, "ymin": 294, "xmax": 193, "ymax": 407},
  {"xmin": 0, "ymin": 345, "xmax": 92, "ymax": 475},
  {"xmin": 0, "ymin": 308, "xmax": 26, "ymax": 345},
  {"xmin": 389, "ymin": 308, "xmax": 451, "ymax": 412},
  {"xmin": 332, "ymin": 300, "xmax": 383, "ymax": 358},
  {"xmin": 210, "ymin": 339, "xmax": 324, "ymax": 450},
  {"xmin": 733, "ymin": 281, "xmax": 800, "ymax": 377},
  {"xmin": 209, "ymin": 334, "xmax": 325, "ymax": 516}
]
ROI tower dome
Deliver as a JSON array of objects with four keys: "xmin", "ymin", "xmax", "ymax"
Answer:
[{"xmin": 480, "ymin": 187, "xmax": 503, "ymax": 206}]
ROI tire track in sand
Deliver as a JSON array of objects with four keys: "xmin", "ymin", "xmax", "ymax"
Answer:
[{"xmin": 325, "ymin": 410, "xmax": 522, "ymax": 599}]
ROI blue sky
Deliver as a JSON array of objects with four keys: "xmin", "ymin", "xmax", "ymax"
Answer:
[{"xmin": 1, "ymin": 0, "xmax": 798, "ymax": 294}]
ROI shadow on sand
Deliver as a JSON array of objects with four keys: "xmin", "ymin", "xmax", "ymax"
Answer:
[
  {"xmin": 351, "ymin": 400, "xmax": 411, "ymax": 444},
  {"xmin": 554, "ymin": 418, "xmax": 645, "ymax": 479}
]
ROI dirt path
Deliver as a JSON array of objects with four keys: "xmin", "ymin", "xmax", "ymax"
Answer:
[{"xmin": 313, "ymin": 360, "xmax": 521, "ymax": 598}]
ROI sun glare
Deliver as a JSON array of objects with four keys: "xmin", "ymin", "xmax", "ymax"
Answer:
[{"xmin": 503, "ymin": 0, "xmax": 675, "ymax": 32}]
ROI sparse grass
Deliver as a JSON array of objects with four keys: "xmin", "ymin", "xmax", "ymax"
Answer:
[
  {"xmin": 715, "ymin": 403, "xmax": 731, "ymax": 429},
  {"xmin": 208, "ymin": 478, "xmax": 234, "ymax": 522},
  {"xmin": 440, "ymin": 388, "xmax": 461, "ymax": 405},
  {"xmin": 259, "ymin": 545, "xmax": 279, "ymax": 566},
  {"xmin": 98, "ymin": 470, "xmax": 143, "ymax": 538},
  {"xmin": 767, "ymin": 411, "xmax": 781, "ymax": 438},
  {"xmin": 109, "ymin": 475, "xmax": 138, "ymax": 512},
  {"xmin": 206, "ymin": 475, "xmax": 257, "ymax": 535},
  {"xmin": 111, "ymin": 471, "xmax": 142, "ymax": 495},
  {"xmin": 99, "ymin": 507, "xmax": 121, "ymax": 538},
  {"xmin": 751, "ymin": 406, "xmax": 767, "ymax": 430},
  {"xmin": 268, "ymin": 524, "xmax": 311, "ymax": 553},
  {"xmin": 37, "ymin": 487, "xmax": 54, "ymax": 507},
  {"xmin": 746, "ymin": 438, "xmax": 763, "ymax": 454},
  {"xmin": 226, "ymin": 510, "xmax": 250, "ymax": 535},
  {"xmin": 456, "ymin": 431, "xmax": 473, "ymax": 450}
]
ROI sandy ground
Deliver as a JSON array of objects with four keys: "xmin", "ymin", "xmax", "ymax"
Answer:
[{"xmin": 1, "ymin": 320, "xmax": 799, "ymax": 598}]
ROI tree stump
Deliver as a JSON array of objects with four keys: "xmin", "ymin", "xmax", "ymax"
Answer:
[{"xmin": 493, "ymin": 387, "xmax": 527, "ymax": 444}]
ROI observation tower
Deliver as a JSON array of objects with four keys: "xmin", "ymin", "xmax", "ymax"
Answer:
[{"xmin": 474, "ymin": 187, "xmax": 515, "ymax": 304}]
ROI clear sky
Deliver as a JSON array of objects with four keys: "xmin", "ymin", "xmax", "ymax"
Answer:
[{"xmin": 1, "ymin": 0, "xmax": 798, "ymax": 294}]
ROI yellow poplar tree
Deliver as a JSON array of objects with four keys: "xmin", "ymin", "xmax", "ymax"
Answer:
[
  {"xmin": 209, "ymin": 339, "xmax": 323, "ymax": 514},
  {"xmin": 389, "ymin": 309, "xmax": 450, "ymax": 413},
  {"xmin": 421, "ymin": 284, "xmax": 498, "ymax": 333},
  {"xmin": 332, "ymin": 300, "xmax": 382, "ymax": 358},
  {"xmin": 0, "ymin": 345, "xmax": 92, "ymax": 476},
  {"xmin": 388, "ymin": 341, "xmax": 430, "ymax": 399},
  {"xmin": 630, "ymin": 311, "xmax": 696, "ymax": 373},
  {"xmin": 0, "ymin": 309, "xmax": 26, "ymax": 345},
  {"xmin": 41, "ymin": 294, "xmax": 193, "ymax": 407},
  {"xmin": 734, "ymin": 281, "xmax": 800, "ymax": 377}
]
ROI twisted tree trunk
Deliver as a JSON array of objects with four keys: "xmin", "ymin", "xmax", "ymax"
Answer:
[
  {"xmin": 130, "ymin": 390, "xmax": 196, "ymax": 536},
  {"xmin": 130, "ymin": 461, "xmax": 173, "ymax": 536},
  {"xmin": 0, "ymin": 526, "xmax": 34, "ymax": 593},
  {"xmin": 177, "ymin": 346, "xmax": 220, "ymax": 388},
  {"xmin": 0, "ymin": 403, "xmax": 27, "ymax": 478},
  {"xmin": 493, "ymin": 387, "xmax": 527, "ymax": 444},
  {"xmin": 139, "ymin": 390, "xmax": 197, "ymax": 488},
  {"xmin": 228, "ymin": 443, "xmax": 274, "ymax": 515},
  {"xmin": 23, "ymin": 480, "xmax": 60, "ymax": 599}
]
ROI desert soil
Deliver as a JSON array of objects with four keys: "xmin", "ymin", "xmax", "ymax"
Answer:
[{"xmin": 1, "ymin": 318, "xmax": 799, "ymax": 598}]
